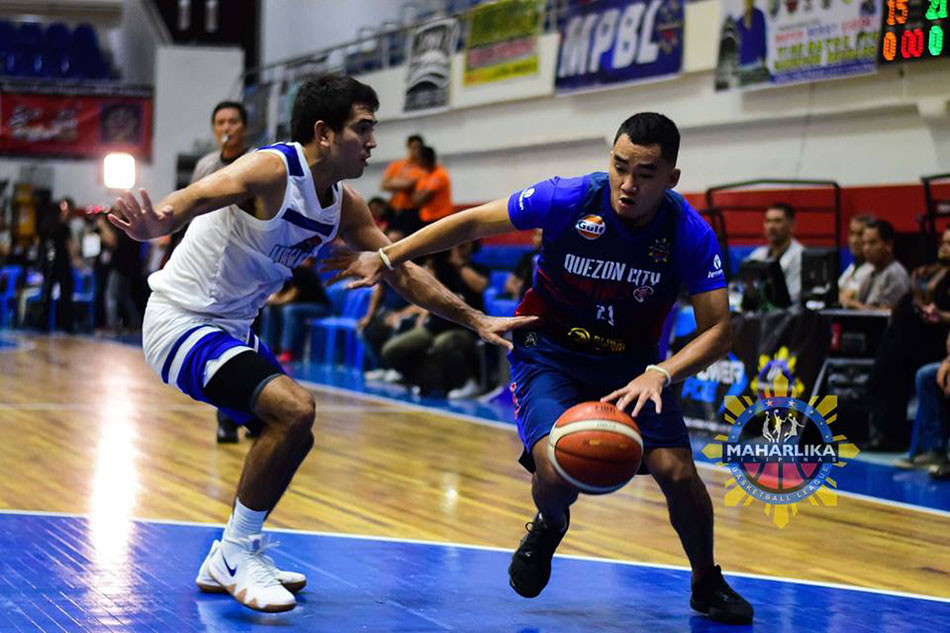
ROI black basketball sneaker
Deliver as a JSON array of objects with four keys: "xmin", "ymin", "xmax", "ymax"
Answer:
[
  {"xmin": 690, "ymin": 565, "xmax": 754, "ymax": 625},
  {"xmin": 508, "ymin": 510, "xmax": 570, "ymax": 598}
]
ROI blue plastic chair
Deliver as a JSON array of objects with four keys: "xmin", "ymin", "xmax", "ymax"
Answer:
[
  {"xmin": 32, "ymin": 268, "xmax": 95, "ymax": 331},
  {"xmin": 0, "ymin": 265, "xmax": 22, "ymax": 328},
  {"xmin": 310, "ymin": 287, "xmax": 373, "ymax": 368}
]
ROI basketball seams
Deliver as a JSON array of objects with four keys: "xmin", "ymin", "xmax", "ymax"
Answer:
[{"xmin": 549, "ymin": 419, "xmax": 643, "ymax": 446}]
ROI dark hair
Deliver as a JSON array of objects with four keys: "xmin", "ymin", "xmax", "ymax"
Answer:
[
  {"xmin": 867, "ymin": 219, "xmax": 896, "ymax": 243},
  {"xmin": 852, "ymin": 213, "xmax": 876, "ymax": 226},
  {"xmin": 407, "ymin": 134, "xmax": 424, "ymax": 146},
  {"xmin": 291, "ymin": 74, "xmax": 379, "ymax": 143},
  {"xmin": 613, "ymin": 112, "xmax": 680, "ymax": 164},
  {"xmin": 420, "ymin": 145, "xmax": 436, "ymax": 167},
  {"xmin": 368, "ymin": 196, "xmax": 389, "ymax": 208},
  {"xmin": 211, "ymin": 101, "xmax": 247, "ymax": 125},
  {"xmin": 767, "ymin": 202, "xmax": 795, "ymax": 220}
]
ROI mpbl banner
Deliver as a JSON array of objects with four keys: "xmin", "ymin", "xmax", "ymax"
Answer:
[{"xmin": 555, "ymin": 0, "xmax": 684, "ymax": 94}]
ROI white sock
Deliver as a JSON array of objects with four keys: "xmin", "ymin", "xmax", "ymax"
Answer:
[{"xmin": 224, "ymin": 498, "xmax": 268, "ymax": 542}]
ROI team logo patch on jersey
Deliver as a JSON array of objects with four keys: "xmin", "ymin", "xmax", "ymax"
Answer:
[
  {"xmin": 517, "ymin": 187, "xmax": 535, "ymax": 211},
  {"xmin": 575, "ymin": 214, "xmax": 605, "ymax": 240},
  {"xmin": 649, "ymin": 237, "xmax": 671, "ymax": 264}
]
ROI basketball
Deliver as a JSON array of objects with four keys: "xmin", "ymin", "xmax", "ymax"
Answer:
[{"xmin": 546, "ymin": 402, "xmax": 643, "ymax": 495}]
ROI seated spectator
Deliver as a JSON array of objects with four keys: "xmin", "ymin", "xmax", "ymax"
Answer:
[
  {"xmin": 367, "ymin": 196, "xmax": 393, "ymax": 231},
  {"xmin": 503, "ymin": 229, "xmax": 542, "ymax": 300},
  {"xmin": 746, "ymin": 202, "xmax": 803, "ymax": 305},
  {"xmin": 894, "ymin": 347, "xmax": 950, "ymax": 471},
  {"xmin": 838, "ymin": 214, "xmax": 875, "ymax": 304},
  {"xmin": 861, "ymin": 223, "xmax": 938, "ymax": 451},
  {"xmin": 840, "ymin": 219, "xmax": 909, "ymax": 313},
  {"xmin": 414, "ymin": 146, "xmax": 454, "ymax": 226},
  {"xmin": 258, "ymin": 258, "xmax": 331, "ymax": 363},
  {"xmin": 381, "ymin": 242, "xmax": 488, "ymax": 398}
]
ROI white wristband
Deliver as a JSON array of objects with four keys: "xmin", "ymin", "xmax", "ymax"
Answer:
[
  {"xmin": 378, "ymin": 248, "xmax": 395, "ymax": 271},
  {"xmin": 645, "ymin": 364, "xmax": 671, "ymax": 387}
]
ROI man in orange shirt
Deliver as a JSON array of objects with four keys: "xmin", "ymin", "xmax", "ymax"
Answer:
[
  {"xmin": 414, "ymin": 146, "xmax": 453, "ymax": 225},
  {"xmin": 382, "ymin": 134, "xmax": 426, "ymax": 234}
]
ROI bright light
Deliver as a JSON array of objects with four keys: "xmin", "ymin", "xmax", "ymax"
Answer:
[{"xmin": 103, "ymin": 152, "xmax": 136, "ymax": 189}]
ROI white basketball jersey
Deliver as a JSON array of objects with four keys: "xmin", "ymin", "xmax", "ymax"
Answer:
[{"xmin": 149, "ymin": 142, "xmax": 341, "ymax": 321}]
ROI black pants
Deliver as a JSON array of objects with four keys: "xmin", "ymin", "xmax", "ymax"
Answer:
[
  {"xmin": 42, "ymin": 265, "xmax": 74, "ymax": 333},
  {"xmin": 867, "ymin": 296, "xmax": 949, "ymax": 446}
]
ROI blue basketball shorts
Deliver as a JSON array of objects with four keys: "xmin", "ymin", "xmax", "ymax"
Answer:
[
  {"xmin": 507, "ymin": 330, "xmax": 690, "ymax": 472},
  {"xmin": 142, "ymin": 294, "xmax": 285, "ymax": 424}
]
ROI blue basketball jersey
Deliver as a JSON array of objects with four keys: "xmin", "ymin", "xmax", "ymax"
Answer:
[{"xmin": 507, "ymin": 172, "xmax": 725, "ymax": 352}]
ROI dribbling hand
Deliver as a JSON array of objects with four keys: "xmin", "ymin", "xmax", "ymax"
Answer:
[
  {"xmin": 108, "ymin": 189, "xmax": 175, "ymax": 242},
  {"xmin": 600, "ymin": 370, "xmax": 666, "ymax": 418}
]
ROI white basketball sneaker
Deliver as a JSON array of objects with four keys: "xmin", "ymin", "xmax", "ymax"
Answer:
[
  {"xmin": 202, "ymin": 534, "xmax": 299, "ymax": 612},
  {"xmin": 196, "ymin": 539, "xmax": 307, "ymax": 594}
]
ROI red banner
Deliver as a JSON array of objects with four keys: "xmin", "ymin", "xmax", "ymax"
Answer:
[{"xmin": 0, "ymin": 84, "xmax": 152, "ymax": 160}]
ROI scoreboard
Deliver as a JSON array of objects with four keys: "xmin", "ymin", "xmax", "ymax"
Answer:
[{"xmin": 878, "ymin": 0, "xmax": 949, "ymax": 63}]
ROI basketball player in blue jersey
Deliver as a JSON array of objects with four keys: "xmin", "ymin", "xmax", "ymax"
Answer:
[
  {"xmin": 107, "ymin": 75, "xmax": 537, "ymax": 613},
  {"xmin": 326, "ymin": 113, "xmax": 753, "ymax": 624}
]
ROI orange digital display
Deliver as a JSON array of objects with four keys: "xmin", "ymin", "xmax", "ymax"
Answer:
[{"xmin": 879, "ymin": 0, "xmax": 949, "ymax": 63}]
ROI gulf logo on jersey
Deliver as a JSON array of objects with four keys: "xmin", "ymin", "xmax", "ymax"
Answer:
[{"xmin": 575, "ymin": 214, "xmax": 605, "ymax": 240}]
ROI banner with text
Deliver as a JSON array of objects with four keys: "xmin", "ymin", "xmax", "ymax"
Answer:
[
  {"xmin": 405, "ymin": 18, "xmax": 459, "ymax": 113},
  {"xmin": 555, "ymin": 0, "xmax": 684, "ymax": 94},
  {"xmin": 0, "ymin": 84, "xmax": 152, "ymax": 159},
  {"xmin": 464, "ymin": 0, "xmax": 544, "ymax": 86},
  {"xmin": 715, "ymin": 0, "xmax": 879, "ymax": 91}
]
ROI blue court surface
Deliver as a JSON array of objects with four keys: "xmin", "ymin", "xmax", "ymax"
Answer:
[{"xmin": 1, "ymin": 512, "xmax": 947, "ymax": 632}]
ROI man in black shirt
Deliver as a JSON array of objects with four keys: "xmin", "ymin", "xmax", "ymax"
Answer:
[{"xmin": 39, "ymin": 198, "xmax": 81, "ymax": 333}]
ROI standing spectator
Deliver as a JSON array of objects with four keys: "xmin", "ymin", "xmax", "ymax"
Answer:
[
  {"xmin": 97, "ymin": 212, "xmax": 144, "ymax": 332},
  {"xmin": 258, "ymin": 258, "xmax": 331, "ymax": 364},
  {"xmin": 838, "ymin": 214, "xmax": 875, "ymax": 304},
  {"xmin": 414, "ymin": 146, "xmax": 454, "ymax": 226},
  {"xmin": 841, "ymin": 219, "xmax": 910, "ymax": 313},
  {"xmin": 746, "ymin": 203, "xmax": 803, "ymax": 305},
  {"xmin": 381, "ymin": 134, "xmax": 425, "ymax": 234},
  {"xmin": 38, "ymin": 198, "xmax": 82, "ymax": 332},
  {"xmin": 164, "ymin": 101, "xmax": 250, "ymax": 265}
]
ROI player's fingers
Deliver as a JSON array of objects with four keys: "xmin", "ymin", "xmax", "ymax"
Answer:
[
  {"xmin": 651, "ymin": 391, "xmax": 663, "ymax": 415},
  {"xmin": 139, "ymin": 188, "xmax": 154, "ymax": 214},
  {"xmin": 111, "ymin": 198, "xmax": 131, "ymax": 221},
  {"xmin": 106, "ymin": 213, "xmax": 131, "ymax": 229},
  {"xmin": 631, "ymin": 391, "xmax": 649, "ymax": 418},
  {"xmin": 502, "ymin": 315, "xmax": 541, "ymax": 330},
  {"xmin": 121, "ymin": 190, "xmax": 142, "ymax": 215},
  {"xmin": 616, "ymin": 390, "xmax": 635, "ymax": 412},
  {"xmin": 600, "ymin": 387, "xmax": 624, "ymax": 403},
  {"xmin": 346, "ymin": 276, "xmax": 375, "ymax": 290},
  {"xmin": 483, "ymin": 331, "xmax": 513, "ymax": 351}
]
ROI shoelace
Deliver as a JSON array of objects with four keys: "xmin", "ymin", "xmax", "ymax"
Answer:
[{"xmin": 245, "ymin": 538, "xmax": 284, "ymax": 588}]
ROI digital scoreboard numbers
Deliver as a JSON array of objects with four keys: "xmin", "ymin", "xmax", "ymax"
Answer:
[{"xmin": 878, "ymin": 0, "xmax": 949, "ymax": 63}]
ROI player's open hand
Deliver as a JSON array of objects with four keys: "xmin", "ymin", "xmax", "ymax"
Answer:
[
  {"xmin": 473, "ymin": 314, "xmax": 541, "ymax": 350},
  {"xmin": 600, "ymin": 371, "xmax": 666, "ymax": 418},
  {"xmin": 108, "ymin": 189, "xmax": 174, "ymax": 242},
  {"xmin": 321, "ymin": 248, "xmax": 385, "ymax": 289}
]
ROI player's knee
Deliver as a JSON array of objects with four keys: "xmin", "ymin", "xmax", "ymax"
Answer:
[
  {"xmin": 533, "ymin": 446, "xmax": 577, "ymax": 493},
  {"xmin": 653, "ymin": 459, "xmax": 699, "ymax": 490},
  {"xmin": 285, "ymin": 393, "xmax": 316, "ymax": 437}
]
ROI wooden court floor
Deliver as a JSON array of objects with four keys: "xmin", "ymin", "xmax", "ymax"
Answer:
[{"xmin": 0, "ymin": 334, "xmax": 947, "ymax": 600}]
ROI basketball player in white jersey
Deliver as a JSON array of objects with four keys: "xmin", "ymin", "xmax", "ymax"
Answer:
[{"xmin": 108, "ymin": 75, "xmax": 537, "ymax": 613}]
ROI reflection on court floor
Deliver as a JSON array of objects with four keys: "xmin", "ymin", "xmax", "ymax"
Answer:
[{"xmin": 2, "ymin": 512, "xmax": 947, "ymax": 632}]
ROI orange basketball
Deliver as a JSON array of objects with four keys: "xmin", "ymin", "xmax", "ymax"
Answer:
[{"xmin": 547, "ymin": 401, "xmax": 643, "ymax": 495}]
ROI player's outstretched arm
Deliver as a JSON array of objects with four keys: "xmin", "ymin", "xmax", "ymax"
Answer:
[
  {"xmin": 602, "ymin": 288, "xmax": 732, "ymax": 416},
  {"xmin": 107, "ymin": 152, "xmax": 286, "ymax": 242},
  {"xmin": 323, "ymin": 197, "xmax": 516, "ymax": 289},
  {"xmin": 334, "ymin": 186, "xmax": 538, "ymax": 349}
]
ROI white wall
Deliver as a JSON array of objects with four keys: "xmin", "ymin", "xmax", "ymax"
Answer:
[
  {"xmin": 259, "ymin": 0, "xmax": 950, "ymax": 204},
  {"xmin": 261, "ymin": 0, "xmax": 406, "ymax": 66},
  {"xmin": 107, "ymin": 0, "xmax": 165, "ymax": 84},
  {"xmin": 0, "ymin": 45, "xmax": 243, "ymax": 208}
]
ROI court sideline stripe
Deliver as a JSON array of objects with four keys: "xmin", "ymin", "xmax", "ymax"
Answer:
[{"xmin": 0, "ymin": 507, "xmax": 947, "ymax": 605}]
